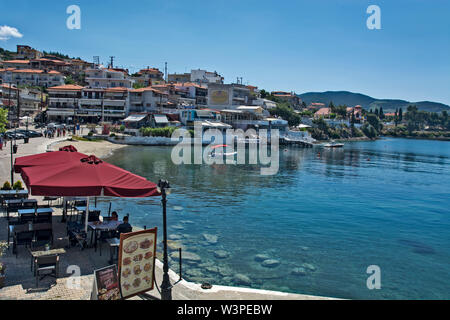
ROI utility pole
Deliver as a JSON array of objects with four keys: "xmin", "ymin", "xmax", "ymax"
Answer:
[{"xmin": 101, "ymin": 91, "xmax": 105, "ymax": 125}]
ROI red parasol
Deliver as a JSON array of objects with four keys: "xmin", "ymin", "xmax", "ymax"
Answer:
[{"xmin": 14, "ymin": 147, "xmax": 87, "ymax": 174}]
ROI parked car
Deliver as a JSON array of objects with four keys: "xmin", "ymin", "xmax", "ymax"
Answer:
[
  {"xmin": 5, "ymin": 131, "xmax": 26, "ymax": 140},
  {"xmin": 15, "ymin": 130, "xmax": 43, "ymax": 138}
]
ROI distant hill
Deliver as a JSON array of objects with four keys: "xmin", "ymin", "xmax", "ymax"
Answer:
[{"xmin": 298, "ymin": 91, "xmax": 450, "ymax": 113}]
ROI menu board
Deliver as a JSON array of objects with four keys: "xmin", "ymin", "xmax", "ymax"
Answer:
[
  {"xmin": 93, "ymin": 265, "xmax": 121, "ymax": 300},
  {"xmin": 118, "ymin": 228, "xmax": 157, "ymax": 299}
]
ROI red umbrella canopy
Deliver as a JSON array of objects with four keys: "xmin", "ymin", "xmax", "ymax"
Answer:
[
  {"xmin": 14, "ymin": 147, "xmax": 88, "ymax": 174},
  {"xmin": 20, "ymin": 155, "xmax": 161, "ymax": 198}
]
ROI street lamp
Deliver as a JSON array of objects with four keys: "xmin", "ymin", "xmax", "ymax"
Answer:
[{"xmin": 157, "ymin": 179, "xmax": 172, "ymax": 300}]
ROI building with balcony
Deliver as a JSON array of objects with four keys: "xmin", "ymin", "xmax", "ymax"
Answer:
[
  {"xmin": 2, "ymin": 60, "xmax": 31, "ymax": 70},
  {"xmin": 78, "ymin": 87, "xmax": 129, "ymax": 122},
  {"xmin": 85, "ymin": 68, "xmax": 133, "ymax": 89},
  {"xmin": 29, "ymin": 58, "xmax": 71, "ymax": 73},
  {"xmin": 47, "ymin": 84, "xmax": 83, "ymax": 122},
  {"xmin": 168, "ymin": 72, "xmax": 191, "ymax": 83},
  {"xmin": 132, "ymin": 67, "xmax": 165, "ymax": 86},
  {"xmin": 172, "ymin": 82, "xmax": 208, "ymax": 107},
  {"xmin": 0, "ymin": 69, "xmax": 65, "ymax": 88},
  {"xmin": 271, "ymin": 91, "xmax": 301, "ymax": 109},
  {"xmin": 128, "ymin": 87, "xmax": 169, "ymax": 114}
]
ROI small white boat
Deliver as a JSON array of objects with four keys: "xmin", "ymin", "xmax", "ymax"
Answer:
[{"xmin": 323, "ymin": 141, "xmax": 344, "ymax": 148}]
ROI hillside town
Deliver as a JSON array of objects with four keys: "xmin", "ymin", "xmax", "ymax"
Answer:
[
  {"xmin": 1, "ymin": 45, "xmax": 449, "ymax": 143},
  {"xmin": 0, "ymin": 45, "xmax": 364, "ymax": 142}
]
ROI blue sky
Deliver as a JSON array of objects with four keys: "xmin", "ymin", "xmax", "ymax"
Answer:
[{"xmin": 1, "ymin": 0, "xmax": 449, "ymax": 104}]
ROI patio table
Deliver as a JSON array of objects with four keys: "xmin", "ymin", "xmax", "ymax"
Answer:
[
  {"xmin": 88, "ymin": 220, "xmax": 121, "ymax": 251},
  {"xmin": 30, "ymin": 248, "xmax": 66, "ymax": 273},
  {"xmin": 106, "ymin": 238, "xmax": 120, "ymax": 264},
  {"xmin": 18, "ymin": 208, "xmax": 54, "ymax": 216}
]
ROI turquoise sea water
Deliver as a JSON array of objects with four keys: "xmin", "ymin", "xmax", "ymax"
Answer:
[{"xmin": 100, "ymin": 138, "xmax": 450, "ymax": 299}]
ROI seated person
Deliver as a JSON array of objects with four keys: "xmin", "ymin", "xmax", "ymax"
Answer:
[
  {"xmin": 111, "ymin": 211, "xmax": 118, "ymax": 221},
  {"xmin": 116, "ymin": 216, "xmax": 132, "ymax": 236}
]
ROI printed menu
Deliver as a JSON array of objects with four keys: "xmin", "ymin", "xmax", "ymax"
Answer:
[
  {"xmin": 94, "ymin": 265, "xmax": 121, "ymax": 300},
  {"xmin": 118, "ymin": 228, "xmax": 157, "ymax": 299}
]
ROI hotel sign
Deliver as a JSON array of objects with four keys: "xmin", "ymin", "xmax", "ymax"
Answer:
[
  {"xmin": 118, "ymin": 228, "xmax": 158, "ymax": 299},
  {"xmin": 210, "ymin": 89, "xmax": 230, "ymax": 105}
]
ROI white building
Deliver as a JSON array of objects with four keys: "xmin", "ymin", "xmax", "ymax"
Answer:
[
  {"xmin": 78, "ymin": 87, "xmax": 128, "ymax": 122},
  {"xmin": 128, "ymin": 87, "xmax": 169, "ymax": 114},
  {"xmin": 252, "ymin": 98, "xmax": 277, "ymax": 110},
  {"xmin": 0, "ymin": 69, "xmax": 65, "ymax": 87},
  {"xmin": 47, "ymin": 84, "xmax": 83, "ymax": 122},
  {"xmin": 190, "ymin": 69, "xmax": 224, "ymax": 84},
  {"xmin": 85, "ymin": 68, "xmax": 133, "ymax": 89}
]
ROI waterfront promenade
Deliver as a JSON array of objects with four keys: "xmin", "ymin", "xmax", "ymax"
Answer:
[{"xmin": 0, "ymin": 132, "xmax": 334, "ymax": 300}]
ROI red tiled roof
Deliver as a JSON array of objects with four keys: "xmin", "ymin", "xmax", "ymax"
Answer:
[
  {"xmin": 10, "ymin": 69, "xmax": 61, "ymax": 75},
  {"xmin": 0, "ymin": 83, "xmax": 19, "ymax": 90},
  {"xmin": 3, "ymin": 60, "xmax": 30, "ymax": 64},
  {"xmin": 129, "ymin": 87, "xmax": 168, "ymax": 95},
  {"xmin": 315, "ymin": 107, "xmax": 331, "ymax": 116},
  {"xmin": 48, "ymin": 84, "xmax": 84, "ymax": 91}
]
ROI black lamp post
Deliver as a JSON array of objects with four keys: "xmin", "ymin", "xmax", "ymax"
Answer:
[{"xmin": 157, "ymin": 179, "xmax": 172, "ymax": 300}]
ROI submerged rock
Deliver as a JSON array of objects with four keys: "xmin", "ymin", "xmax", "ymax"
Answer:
[
  {"xmin": 171, "ymin": 251, "xmax": 201, "ymax": 264},
  {"xmin": 254, "ymin": 254, "xmax": 271, "ymax": 262},
  {"xmin": 233, "ymin": 274, "xmax": 252, "ymax": 286},
  {"xmin": 291, "ymin": 267, "xmax": 307, "ymax": 276},
  {"xmin": 167, "ymin": 240, "xmax": 184, "ymax": 251},
  {"xmin": 203, "ymin": 234, "xmax": 219, "ymax": 245},
  {"xmin": 214, "ymin": 250, "xmax": 230, "ymax": 259},
  {"xmin": 301, "ymin": 263, "xmax": 316, "ymax": 272},
  {"xmin": 169, "ymin": 234, "xmax": 183, "ymax": 240},
  {"xmin": 261, "ymin": 259, "xmax": 280, "ymax": 268}
]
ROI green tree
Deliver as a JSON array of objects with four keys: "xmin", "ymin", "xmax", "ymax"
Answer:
[
  {"xmin": 0, "ymin": 108, "xmax": 8, "ymax": 134},
  {"xmin": 399, "ymin": 108, "xmax": 403, "ymax": 122},
  {"xmin": 379, "ymin": 107, "xmax": 384, "ymax": 119},
  {"xmin": 366, "ymin": 114, "xmax": 381, "ymax": 132}
]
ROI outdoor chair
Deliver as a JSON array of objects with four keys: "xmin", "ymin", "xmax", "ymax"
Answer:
[
  {"xmin": 97, "ymin": 230, "xmax": 115, "ymax": 256},
  {"xmin": 43, "ymin": 196, "xmax": 58, "ymax": 206},
  {"xmin": 67, "ymin": 222, "xmax": 87, "ymax": 250},
  {"xmin": 33, "ymin": 229, "xmax": 53, "ymax": 249},
  {"xmin": 35, "ymin": 212, "xmax": 52, "ymax": 224},
  {"xmin": 14, "ymin": 231, "xmax": 34, "ymax": 258},
  {"xmin": 20, "ymin": 213, "xmax": 35, "ymax": 224},
  {"xmin": 23, "ymin": 201, "xmax": 37, "ymax": 209},
  {"xmin": 7, "ymin": 219, "xmax": 22, "ymax": 250},
  {"xmin": 34, "ymin": 255, "xmax": 59, "ymax": 287},
  {"xmin": 88, "ymin": 210, "xmax": 101, "ymax": 222}
]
